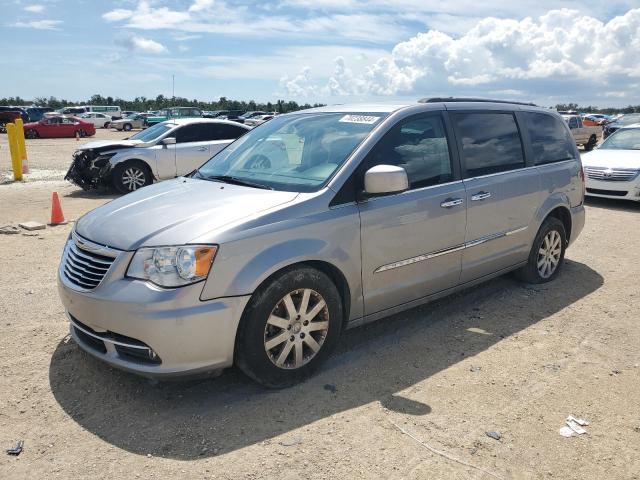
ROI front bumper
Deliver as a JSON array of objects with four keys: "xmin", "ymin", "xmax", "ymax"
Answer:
[
  {"xmin": 58, "ymin": 251, "xmax": 251, "ymax": 378},
  {"xmin": 586, "ymin": 177, "xmax": 640, "ymax": 202}
]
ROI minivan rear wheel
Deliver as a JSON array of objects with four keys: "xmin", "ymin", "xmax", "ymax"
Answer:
[
  {"xmin": 515, "ymin": 217, "xmax": 566, "ymax": 284},
  {"xmin": 236, "ymin": 267, "xmax": 343, "ymax": 388}
]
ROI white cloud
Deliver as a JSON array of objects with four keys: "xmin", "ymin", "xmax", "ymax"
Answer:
[
  {"xmin": 280, "ymin": 8, "xmax": 640, "ymax": 102},
  {"xmin": 115, "ymin": 35, "xmax": 168, "ymax": 54},
  {"xmin": 11, "ymin": 19, "xmax": 61, "ymax": 30},
  {"xmin": 102, "ymin": 0, "xmax": 408, "ymax": 42},
  {"xmin": 103, "ymin": 9, "xmax": 134, "ymax": 22},
  {"xmin": 189, "ymin": 0, "xmax": 214, "ymax": 13},
  {"xmin": 279, "ymin": 67, "xmax": 318, "ymax": 97},
  {"xmin": 24, "ymin": 4, "xmax": 45, "ymax": 13}
]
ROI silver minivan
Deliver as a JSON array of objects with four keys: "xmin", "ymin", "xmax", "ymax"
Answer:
[{"xmin": 58, "ymin": 99, "xmax": 585, "ymax": 387}]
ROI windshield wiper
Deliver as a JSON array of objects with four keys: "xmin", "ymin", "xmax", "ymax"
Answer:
[{"xmin": 202, "ymin": 174, "xmax": 273, "ymax": 190}]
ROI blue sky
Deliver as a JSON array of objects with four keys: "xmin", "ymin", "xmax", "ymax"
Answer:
[{"xmin": 2, "ymin": 0, "xmax": 640, "ymax": 106}]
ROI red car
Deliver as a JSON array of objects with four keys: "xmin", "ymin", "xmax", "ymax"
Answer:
[{"xmin": 23, "ymin": 116, "xmax": 96, "ymax": 139}]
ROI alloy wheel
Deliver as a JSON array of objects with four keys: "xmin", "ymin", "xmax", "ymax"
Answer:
[
  {"xmin": 537, "ymin": 230, "xmax": 562, "ymax": 278},
  {"xmin": 121, "ymin": 167, "xmax": 146, "ymax": 191},
  {"xmin": 264, "ymin": 288, "xmax": 330, "ymax": 369}
]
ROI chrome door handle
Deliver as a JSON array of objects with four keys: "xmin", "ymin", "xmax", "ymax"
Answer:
[
  {"xmin": 471, "ymin": 191, "xmax": 491, "ymax": 201},
  {"xmin": 440, "ymin": 198, "xmax": 464, "ymax": 208},
  {"xmin": 197, "ymin": 146, "xmax": 208, "ymax": 151}
]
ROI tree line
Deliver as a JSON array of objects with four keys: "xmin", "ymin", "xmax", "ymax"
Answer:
[
  {"xmin": 0, "ymin": 94, "xmax": 325, "ymax": 114},
  {"xmin": 553, "ymin": 103, "xmax": 640, "ymax": 114},
  {"xmin": 3, "ymin": 95, "xmax": 639, "ymax": 115}
]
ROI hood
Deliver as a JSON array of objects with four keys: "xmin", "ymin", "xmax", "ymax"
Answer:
[
  {"xmin": 582, "ymin": 149, "xmax": 640, "ymax": 169},
  {"xmin": 75, "ymin": 177, "xmax": 299, "ymax": 250},
  {"xmin": 76, "ymin": 139, "xmax": 145, "ymax": 152}
]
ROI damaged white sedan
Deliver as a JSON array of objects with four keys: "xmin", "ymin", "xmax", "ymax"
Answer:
[{"xmin": 65, "ymin": 118, "xmax": 250, "ymax": 193}]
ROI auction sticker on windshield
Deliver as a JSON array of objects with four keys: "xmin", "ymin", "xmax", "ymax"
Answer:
[{"xmin": 339, "ymin": 114, "xmax": 380, "ymax": 124}]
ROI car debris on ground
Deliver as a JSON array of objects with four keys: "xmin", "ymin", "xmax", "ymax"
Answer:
[
  {"xmin": 6, "ymin": 440, "xmax": 24, "ymax": 456},
  {"xmin": 559, "ymin": 415, "xmax": 590, "ymax": 437}
]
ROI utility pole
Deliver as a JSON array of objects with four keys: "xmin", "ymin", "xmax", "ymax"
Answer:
[{"xmin": 172, "ymin": 74, "xmax": 175, "ymax": 105}]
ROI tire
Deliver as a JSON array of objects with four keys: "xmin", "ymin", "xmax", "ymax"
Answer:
[
  {"xmin": 236, "ymin": 267, "xmax": 343, "ymax": 388},
  {"xmin": 77, "ymin": 129, "xmax": 86, "ymax": 138},
  {"xmin": 25, "ymin": 129, "xmax": 38, "ymax": 139},
  {"xmin": 0, "ymin": 122, "xmax": 6, "ymax": 134},
  {"xmin": 103, "ymin": 122, "xmax": 110, "ymax": 129},
  {"xmin": 112, "ymin": 160, "xmax": 153, "ymax": 193},
  {"xmin": 515, "ymin": 217, "xmax": 567, "ymax": 284},
  {"xmin": 123, "ymin": 123, "xmax": 132, "ymax": 132},
  {"xmin": 584, "ymin": 135, "xmax": 596, "ymax": 151}
]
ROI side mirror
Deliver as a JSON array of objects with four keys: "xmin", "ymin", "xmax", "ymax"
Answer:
[
  {"xmin": 162, "ymin": 137, "xmax": 176, "ymax": 146},
  {"xmin": 363, "ymin": 165, "xmax": 408, "ymax": 196}
]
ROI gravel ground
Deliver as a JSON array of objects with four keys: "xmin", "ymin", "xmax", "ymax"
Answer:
[{"xmin": 1, "ymin": 136, "xmax": 639, "ymax": 479}]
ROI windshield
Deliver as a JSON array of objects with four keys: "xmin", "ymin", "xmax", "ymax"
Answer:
[
  {"xmin": 616, "ymin": 114, "xmax": 640, "ymax": 125},
  {"xmin": 600, "ymin": 129, "xmax": 640, "ymax": 150},
  {"xmin": 128, "ymin": 122, "xmax": 172, "ymax": 141},
  {"xmin": 195, "ymin": 112, "xmax": 386, "ymax": 192}
]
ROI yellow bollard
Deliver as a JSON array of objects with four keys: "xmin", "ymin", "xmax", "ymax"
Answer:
[
  {"xmin": 6, "ymin": 123, "xmax": 23, "ymax": 181},
  {"xmin": 14, "ymin": 118, "xmax": 29, "ymax": 174}
]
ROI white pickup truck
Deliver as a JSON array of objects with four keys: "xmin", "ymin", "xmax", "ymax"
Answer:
[{"xmin": 562, "ymin": 114, "xmax": 601, "ymax": 151}]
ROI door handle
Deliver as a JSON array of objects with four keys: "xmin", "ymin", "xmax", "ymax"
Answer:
[
  {"xmin": 471, "ymin": 191, "xmax": 492, "ymax": 201},
  {"xmin": 197, "ymin": 146, "xmax": 208, "ymax": 151},
  {"xmin": 440, "ymin": 198, "xmax": 464, "ymax": 208}
]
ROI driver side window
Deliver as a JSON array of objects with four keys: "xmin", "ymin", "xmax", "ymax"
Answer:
[{"xmin": 362, "ymin": 114, "xmax": 453, "ymax": 190}]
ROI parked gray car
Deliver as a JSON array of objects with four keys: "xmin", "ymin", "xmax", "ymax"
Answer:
[
  {"xmin": 57, "ymin": 99, "xmax": 585, "ymax": 387},
  {"xmin": 110, "ymin": 114, "xmax": 147, "ymax": 131}
]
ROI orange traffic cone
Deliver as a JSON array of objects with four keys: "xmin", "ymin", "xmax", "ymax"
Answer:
[
  {"xmin": 75, "ymin": 131, "xmax": 80, "ymax": 141},
  {"xmin": 50, "ymin": 192, "xmax": 67, "ymax": 225}
]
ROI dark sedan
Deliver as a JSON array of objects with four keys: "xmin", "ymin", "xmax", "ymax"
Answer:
[{"xmin": 603, "ymin": 113, "xmax": 640, "ymax": 139}]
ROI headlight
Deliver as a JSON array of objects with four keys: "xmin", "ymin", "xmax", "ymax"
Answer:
[
  {"xmin": 93, "ymin": 152, "xmax": 117, "ymax": 168},
  {"xmin": 127, "ymin": 245, "xmax": 218, "ymax": 287}
]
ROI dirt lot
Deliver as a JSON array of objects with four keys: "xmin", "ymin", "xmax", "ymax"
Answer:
[{"xmin": 1, "ymin": 136, "xmax": 639, "ymax": 479}]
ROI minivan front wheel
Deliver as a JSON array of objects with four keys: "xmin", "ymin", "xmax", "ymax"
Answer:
[
  {"xmin": 236, "ymin": 267, "xmax": 343, "ymax": 388},
  {"xmin": 516, "ymin": 217, "xmax": 566, "ymax": 284}
]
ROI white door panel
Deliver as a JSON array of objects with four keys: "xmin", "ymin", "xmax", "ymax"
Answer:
[{"xmin": 175, "ymin": 141, "xmax": 214, "ymax": 176}]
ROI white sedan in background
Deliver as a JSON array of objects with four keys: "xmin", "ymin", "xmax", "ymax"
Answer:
[
  {"xmin": 78, "ymin": 112, "xmax": 113, "ymax": 129},
  {"xmin": 582, "ymin": 124, "xmax": 640, "ymax": 202},
  {"xmin": 66, "ymin": 118, "xmax": 251, "ymax": 193}
]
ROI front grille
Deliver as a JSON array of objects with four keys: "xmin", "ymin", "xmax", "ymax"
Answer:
[
  {"xmin": 586, "ymin": 188, "xmax": 628, "ymax": 197},
  {"xmin": 585, "ymin": 167, "xmax": 639, "ymax": 182},
  {"xmin": 62, "ymin": 234, "xmax": 119, "ymax": 290}
]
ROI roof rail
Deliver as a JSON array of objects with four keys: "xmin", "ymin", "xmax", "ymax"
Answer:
[{"xmin": 418, "ymin": 97, "xmax": 537, "ymax": 107}]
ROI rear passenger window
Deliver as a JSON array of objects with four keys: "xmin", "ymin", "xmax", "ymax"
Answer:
[
  {"xmin": 363, "ymin": 114, "xmax": 453, "ymax": 189},
  {"xmin": 453, "ymin": 113, "xmax": 524, "ymax": 177},
  {"xmin": 524, "ymin": 113, "xmax": 575, "ymax": 165},
  {"xmin": 175, "ymin": 124, "xmax": 209, "ymax": 143},
  {"xmin": 214, "ymin": 124, "xmax": 247, "ymax": 140}
]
